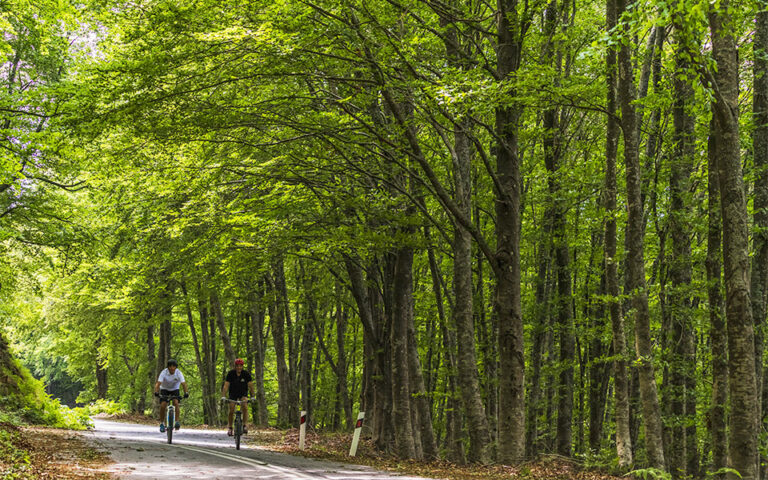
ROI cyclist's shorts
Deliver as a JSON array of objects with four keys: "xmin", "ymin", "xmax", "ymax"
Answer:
[
  {"xmin": 228, "ymin": 392, "xmax": 248, "ymax": 401},
  {"xmin": 159, "ymin": 389, "xmax": 180, "ymax": 401}
]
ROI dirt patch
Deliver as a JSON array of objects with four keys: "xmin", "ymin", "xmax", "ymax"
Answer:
[
  {"xmin": 248, "ymin": 428, "xmax": 624, "ymax": 480},
  {"xmin": 16, "ymin": 427, "xmax": 113, "ymax": 479}
]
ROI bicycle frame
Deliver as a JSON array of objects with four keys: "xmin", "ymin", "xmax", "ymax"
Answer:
[{"xmin": 159, "ymin": 395, "xmax": 182, "ymax": 444}]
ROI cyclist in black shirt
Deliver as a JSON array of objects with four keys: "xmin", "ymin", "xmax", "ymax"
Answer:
[{"xmin": 221, "ymin": 358, "xmax": 255, "ymax": 436}]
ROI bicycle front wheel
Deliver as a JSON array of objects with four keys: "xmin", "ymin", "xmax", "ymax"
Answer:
[
  {"xmin": 234, "ymin": 413, "xmax": 242, "ymax": 450},
  {"xmin": 167, "ymin": 409, "xmax": 174, "ymax": 444}
]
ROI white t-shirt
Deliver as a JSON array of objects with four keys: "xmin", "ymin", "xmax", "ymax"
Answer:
[{"xmin": 157, "ymin": 368, "xmax": 185, "ymax": 391}]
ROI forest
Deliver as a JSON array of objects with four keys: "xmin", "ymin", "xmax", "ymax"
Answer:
[{"xmin": 0, "ymin": 0, "xmax": 765, "ymax": 478}]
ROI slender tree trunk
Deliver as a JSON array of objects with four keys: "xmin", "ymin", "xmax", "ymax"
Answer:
[
  {"xmin": 248, "ymin": 288, "xmax": 269, "ymax": 427},
  {"xmin": 668, "ymin": 15, "xmax": 697, "ymax": 478},
  {"xmin": 496, "ymin": 0, "xmax": 526, "ymax": 462},
  {"xmin": 710, "ymin": 3, "xmax": 759, "ymax": 478},
  {"xmin": 335, "ymin": 290, "xmax": 352, "ymax": 430},
  {"xmin": 425, "ymin": 231, "xmax": 466, "ymax": 463},
  {"xmin": 181, "ymin": 282, "xmax": 215, "ymax": 425},
  {"xmin": 605, "ymin": 0, "xmax": 631, "ymax": 465},
  {"xmin": 269, "ymin": 260, "xmax": 294, "ymax": 428},
  {"xmin": 438, "ymin": 11, "xmax": 493, "ymax": 463},
  {"xmin": 95, "ymin": 335, "xmax": 108, "ymax": 399},
  {"xmin": 707, "ymin": 118, "xmax": 729, "ymax": 478},
  {"xmin": 617, "ymin": 0, "xmax": 665, "ymax": 468}
]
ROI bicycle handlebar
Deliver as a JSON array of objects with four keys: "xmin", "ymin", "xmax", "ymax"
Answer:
[
  {"xmin": 158, "ymin": 395, "xmax": 183, "ymax": 402},
  {"xmin": 221, "ymin": 398, "xmax": 255, "ymax": 404}
]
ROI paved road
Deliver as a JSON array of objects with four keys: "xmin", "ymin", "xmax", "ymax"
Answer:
[{"xmin": 83, "ymin": 419, "xmax": 432, "ymax": 480}]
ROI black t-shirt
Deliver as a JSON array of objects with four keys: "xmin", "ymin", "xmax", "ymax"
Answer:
[{"xmin": 225, "ymin": 369, "xmax": 252, "ymax": 399}]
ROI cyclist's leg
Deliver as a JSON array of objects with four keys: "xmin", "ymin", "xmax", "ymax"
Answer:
[
  {"xmin": 173, "ymin": 398, "xmax": 181, "ymax": 429},
  {"xmin": 241, "ymin": 397, "xmax": 249, "ymax": 433}
]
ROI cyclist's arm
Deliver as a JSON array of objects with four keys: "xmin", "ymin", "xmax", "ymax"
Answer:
[
  {"xmin": 181, "ymin": 381, "xmax": 188, "ymax": 395},
  {"xmin": 154, "ymin": 380, "xmax": 161, "ymax": 394},
  {"xmin": 248, "ymin": 380, "xmax": 255, "ymax": 398},
  {"xmin": 221, "ymin": 381, "xmax": 230, "ymax": 398}
]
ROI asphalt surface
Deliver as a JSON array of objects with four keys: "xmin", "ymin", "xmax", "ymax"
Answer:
[{"xmin": 84, "ymin": 419, "xmax": 433, "ymax": 480}]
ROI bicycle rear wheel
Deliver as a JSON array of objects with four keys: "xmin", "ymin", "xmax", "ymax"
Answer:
[{"xmin": 167, "ymin": 409, "xmax": 174, "ymax": 444}]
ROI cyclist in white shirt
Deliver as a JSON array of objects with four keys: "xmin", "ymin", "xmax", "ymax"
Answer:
[{"xmin": 153, "ymin": 359, "xmax": 189, "ymax": 432}]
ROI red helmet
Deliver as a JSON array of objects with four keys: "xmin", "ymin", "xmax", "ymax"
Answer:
[{"xmin": 234, "ymin": 358, "xmax": 244, "ymax": 366}]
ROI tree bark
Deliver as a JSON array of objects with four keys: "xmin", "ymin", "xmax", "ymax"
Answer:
[
  {"xmin": 248, "ymin": 287, "xmax": 269, "ymax": 427},
  {"xmin": 605, "ymin": 0, "xmax": 632, "ymax": 465},
  {"xmin": 710, "ymin": 3, "xmax": 759, "ymax": 478},
  {"xmin": 390, "ymin": 246, "xmax": 416, "ymax": 459},
  {"xmin": 617, "ymin": 0, "xmax": 665, "ymax": 468},
  {"xmin": 425, "ymin": 232, "xmax": 466, "ymax": 463},
  {"xmin": 707, "ymin": 117, "xmax": 728, "ymax": 478},
  {"xmin": 496, "ymin": 0, "xmax": 526, "ymax": 462},
  {"xmin": 667, "ymin": 15, "xmax": 697, "ymax": 478},
  {"xmin": 752, "ymin": 8, "xmax": 768, "ymax": 473}
]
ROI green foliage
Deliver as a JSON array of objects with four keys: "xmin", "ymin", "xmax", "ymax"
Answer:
[
  {"xmin": 0, "ymin": 427, "xmax": 31, "ymax": 479},
  {"xmin": 628, "ymin": 467, "xmax": 673, "ymax": 480},
  {"xmin": 75, "ymin": 399, "xmax": 126, "ymax": 417}
]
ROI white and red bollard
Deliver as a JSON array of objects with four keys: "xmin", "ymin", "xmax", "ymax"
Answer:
[
  {"xmin": 299, "ymin": 411, "xmax": 307, "ymax": 450},
  {"xmin": 349, "ymin": 411, "xmax": 365, "ymax": 457}
]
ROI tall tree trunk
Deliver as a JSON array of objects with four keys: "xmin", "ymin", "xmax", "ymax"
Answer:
[
  {"xmin": 249, "ymin": 287, "xmax": 269, "ymax": 427},
  {"xmin": 439, "ymin": 11, "xmax": 493, "ymax": 464},
  {"xmin": 496, "ymin": 0, "xmax": 526, "ymax": 462},
  {"xmin": 334, "ymin": 288, "xmax": 352, "ymax": 430},
  {"xmin": 344, "ymin": 255, "xmax": 394, "ymax": 452},
  {"xmin": 707, "ymin": 118, "xmax": 728, "ymax": 478},
  {"xmin": 300, "ymin": 284, "xmax": 315, "ymax": 426},
  {"xmin": 95, "ymin": 335, "xmax": 108, "ymax": 399},
  {"xmin": 617, "ymin": 0, "xmax": 665, "ymax": 468},
  {"xmin": 391, "ymin": 245, "xmax": 416, "ymax": 459},
  {"xmin": 606, "ymin": 0, "xmax": 632, "ymax": 465},
  {"xmin": 198, "ymin": 284, "xmax": 219, "ymax": 426},
  {"xmin": 541, "ymin": 0, "xmax": 575, "ymax": 457},
  {"xmin": 752, "ymin": 7, "xmax": 768, "ymax": 475},
  {"xmin": 668, "ymin": 15, "xmax": 698, "ymax": 478},
  {"xmin": 710, "ymin": 3, "xmax": 759, "ymax": 478},
  {"xmin": 269, "ymin": 259, "xmax": 294, "ymax": 428},
  {"xmin": 181, "ymin": 281, "xmax": 216, "ymax": 426},
  {"xmin": 425, "ymin": 231, "xmax": 466, "ymax": 463}
]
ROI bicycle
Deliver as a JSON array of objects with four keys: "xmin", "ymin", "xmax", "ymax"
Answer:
[
  {"xmin": 158, "ymin": 394, "xmax": 183, "ymax": 444},
  {"xmin": 221, "ymin": 398, "xmax": 254, "ymax": 450}
]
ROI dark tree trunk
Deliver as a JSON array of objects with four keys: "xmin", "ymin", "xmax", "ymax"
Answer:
[
  {"xmin": 249, "ymin": 287, "xmax": 269, "ymax": 427},
  {"xmin": 667, "ymin": 15, "xmax": 698, "ymax": 478},
  {"xmin": 707, "ymin": 118, "xmax": 729, "ymax": 478},
  {"xmin": 335, "ymin": 291, "xmax": 352, "ymax": 430},
  {"xmin": 541, "ymin": 0, "xmax": 575, "ymax": 457},
  {"xmin": 710, "ymin": 4, "xmax": 759, "ymax": 478},
  {"xmin": 391, "ymin": 245, "xmax": 416, "ymax": 459},
  {"xmin": 96, "ymin": 336, "xmax": 108, "ymax": 399},
  {"xmin": 752, "ymin": 8, "xmax": 768, "ymax": 475},
  {"xmin": 345, "ymin": 256, "xmax": 394, "ymax": 452},
  {"xmin": 269, "ymin": 259, "xmax": 295, "ymax": 428},
  {"xmin": 181, "ymin": 281, "xmax": 216, "ymax": 426},
  {"xmin": 496, "ymin": 0, "xmax": 526, "ymax": 462}
]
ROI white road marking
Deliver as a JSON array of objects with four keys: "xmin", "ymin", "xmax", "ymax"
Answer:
[{"xmin": 176, "ymin": 444, "xmax": 268, "ymax": 467}]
